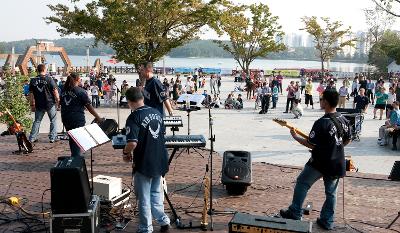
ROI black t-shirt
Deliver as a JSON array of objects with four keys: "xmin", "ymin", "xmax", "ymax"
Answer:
[
  {"xmin": 359, "ymin": 80, "xmax": 367, "ymax": 90},
  {"xmin": 354, "ymin": 95, "xmax": 369, "ymax": 110},
  {"xmin": 61, "ymin": 86, "xmax": 91, "ymax": 126},
  {"xmin": 143, "ymin": 77, "xmax": 168, "ymax": 116},
  {"xmin": 29, "ymin": 75, "xmax": 57, "ymax": 110},
  {"xmin": 125, "ymin": 106, "xmax": 169, "ymax": 177},
  {"xmin": 307, "ymin": 113, "xmax": 351, "ymax": 178}
]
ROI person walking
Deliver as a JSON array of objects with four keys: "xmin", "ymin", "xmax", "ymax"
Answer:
[
  {"xmin": 28, "ymin": 64, "xmax": 60, "ymax": 143},
  {"xmin": 122, "ymin": 87, "xmax": 171, "ymax": 233},
  {"xmin": 300, "ymin": 75, "xmax": 307, "ymax": 94},
  {"xmin": 374, "ymin": 86, "xmax": 388, "ymax": 120},
  {"xmin": 338, "ymin": 81, "xmax": 349, "ymax": 109},
  {"xmin": 304, "ymin": 79, "xmax": 314, "ymax": 109},
  {"xmin": 353, "ymin": 88, "xmax": 369, "ymax": 113},
  {"xmin": 210, "ymin": 75, "xmax": 217, "ymax": 95},
  {"xmin": 284, "ymin": 81, "xmax": 296, "ymax": 113},
  {"xmin": 280, "ymin": 91, "xmax": 351, "ymax": 230},
  {"xmin": 276, "ymin": 71, "xmax": 284, "ymax": 94},
  {"xmin": 366, "ymin": 78, "xmax": 375, "ymax": 104},
  {"xmin": 272, "ymin": 84, "xmax": 279, "ymax": 109},
  {"xmin": 259, "ymin": 82, "xmax": 271, "ymax": 114},
  {"xmin": 61, "ymin": 73, "xmax": 103, "ymax": 157}
]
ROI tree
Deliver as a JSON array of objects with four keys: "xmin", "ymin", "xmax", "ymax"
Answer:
[
  {"xmin": 368, "ymin": 31, "xmax": 400, "ymax": 72},
  {"xmin": 214, "ymin": 3, "xmax": 285, "ymax": 75},
  {"xmin": 373, "ymin": 0, "xmax": 400, "ymax": 17},
  {"xmin": 301, "ymin": 16, "xmax": 356, "ymax": 75},
  {"xmin": 364, "ymin": 4, "xmax": 395, "ymax": 44},
  {"xmin": 0, "ymin": 67, "xmax": 32, "ymax": 130},
  {"xmin": 47, "ymin": 0, "xmax": 222, "ymax": 84}
]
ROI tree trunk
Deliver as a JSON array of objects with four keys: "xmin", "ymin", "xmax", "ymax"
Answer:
[
  {"xmin": 321, "ymin": 59, "xmax": 325, "ymax": 77},
  {"xmin": 134, "ymin": 63, "xmax": 145, "ymax": 87}
]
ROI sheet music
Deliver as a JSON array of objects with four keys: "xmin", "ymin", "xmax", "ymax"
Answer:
[
  {"xmin": 177, "ymin": 94, "xmax": 205, "ymax": 105},
  {"xmin": 84, "ymin": 124, "xmax": 110, "ymax": 145},
  {"xmin": 68, "ymin": 128, "xmax": 97, "ymax": 152}
]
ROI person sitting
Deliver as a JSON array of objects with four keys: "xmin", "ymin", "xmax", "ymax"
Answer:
[
  {"xmin": 378, "ymin": 101, "xmax": 400, "ymax": 149},
  {"xmin": 292, "ymin": 99, "xmax": 303, "ymax": 119},
  {"xmin": 210, "ymin": 94, "xmax": 221, "ymax": 108},
  {"xmin": 235, "ymin": 94, "xmax": 243, "ymax": 109},
  {"xmin": 225, "ymin": 94, "xmax": 234, "ymax": 109},
  {"xmin": 201, "ymin": 90, "xmax": 211, "ymax": 107}
]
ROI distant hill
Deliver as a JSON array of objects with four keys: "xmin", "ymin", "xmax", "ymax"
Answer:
[{"xmin": 0, "ymin": 38, "xmax": 367, "ymax": 63}]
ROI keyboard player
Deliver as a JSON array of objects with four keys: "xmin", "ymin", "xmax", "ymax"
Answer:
[{"xmin": 122, "ymin": 87, "xmax": 171, "ymax": 233}]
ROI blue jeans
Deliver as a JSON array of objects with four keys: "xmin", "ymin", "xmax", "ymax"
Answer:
[
  {"xmin": 134, "ymin": 172, "xmax": 170, "ymax": 233},
  {"xmin": 288, "ymin": 164, "xmax": 340, "ymax": 229},
  {"xmin": 29, "ymin": 105, "xmax": 57, "ymax": 141}
]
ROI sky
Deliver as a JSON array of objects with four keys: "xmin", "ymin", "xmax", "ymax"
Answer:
[{"xmin": 0, "ymin": 0, "xmax": 399, "ymax": 42}]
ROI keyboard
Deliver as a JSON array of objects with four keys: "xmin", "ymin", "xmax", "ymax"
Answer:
[
  {"xmin": 165, "ymin": 135, "xmax": 206, "ymax": 148},
  {"xmin": 164, "ymin": 116, "xmax": 183, "ymax": 127}
]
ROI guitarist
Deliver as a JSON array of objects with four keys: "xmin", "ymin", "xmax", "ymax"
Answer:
[{"xmin": 280, "ymin": 90, "xmax": 351, "ymax": 231}]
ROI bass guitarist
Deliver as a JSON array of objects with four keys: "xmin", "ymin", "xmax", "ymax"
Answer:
[{"xmin": 280, "ymin": 90, "xmax": 351, "ymax": 231}]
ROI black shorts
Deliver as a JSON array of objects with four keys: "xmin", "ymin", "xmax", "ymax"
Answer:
[{"xmin": 374, "ymin": 104, "xmax": 386, "ymax": 110}]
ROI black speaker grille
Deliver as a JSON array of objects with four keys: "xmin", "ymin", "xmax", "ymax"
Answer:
[
  {"xmin": 224, "ymin": 160, "xmax": 250, "ymax": 180},
  {"xmin": 389, "ymin": 161, "xmax": 400, "ymax": 181}
]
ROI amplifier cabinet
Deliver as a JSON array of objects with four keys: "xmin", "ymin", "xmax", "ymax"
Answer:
[
  {"xmin": 229, "ymin": 212, "xmax": 312, "ymax": 233},
  {"xmin": 50, "ymin": 195, "xmax": 100, "ymax": 233}
]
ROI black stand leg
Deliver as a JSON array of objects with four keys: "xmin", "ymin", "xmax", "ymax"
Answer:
[
  {"xmin": 90, "ymin": 149, "xmax": 94, "ymax": 195},
  {"xmin": 387, "ymin": 212, "xmax": 400, "ymax": 229}
]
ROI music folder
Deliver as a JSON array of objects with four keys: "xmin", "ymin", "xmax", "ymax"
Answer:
[{"xmin": 68, "ymin": 123, "xmax": 111, "ymax": 152}]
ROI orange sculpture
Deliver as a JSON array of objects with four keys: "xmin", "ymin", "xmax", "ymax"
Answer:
[{"xmin": 16, "ymin": 42, "xmax": 72, "ymax": 76}]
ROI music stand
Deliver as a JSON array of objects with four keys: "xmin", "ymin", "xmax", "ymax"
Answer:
[{"xmin": 68, "ymin": 123, "xmax": 111, "ymax": 194}]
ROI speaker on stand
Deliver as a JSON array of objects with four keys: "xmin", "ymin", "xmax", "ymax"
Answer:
[{"xmin": 221, "ymin": 151, "xmax": 252, "ymax": 195}]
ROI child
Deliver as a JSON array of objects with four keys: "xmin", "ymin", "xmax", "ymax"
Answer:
[
  {"xmin": 292, "ymin": 99, "xmax": 303, "ymax": 119},
  {"xmin": 235, "ymin": 94, "xmax": 243, "ymax": 109},
  {"xmin": 272, "ymin": 84, "xmax": 279, "ymax": 109}
]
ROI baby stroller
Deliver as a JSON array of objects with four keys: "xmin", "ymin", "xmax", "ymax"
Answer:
[{"xmin": 336, "ymin": 108, "xmax": 364, "ymax": 141}]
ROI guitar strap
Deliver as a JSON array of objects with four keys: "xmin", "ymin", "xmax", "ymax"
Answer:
[{"xmin": 327, "ymin": 113, "xmax": 344, "ymax": 138}]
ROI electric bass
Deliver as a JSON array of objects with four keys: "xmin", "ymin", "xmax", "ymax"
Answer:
[
  {"xmin": 272, "ymin": 118, "xmax": 309, "ymax": 139},
  {"xmin": 4, "ymin": 108, "xmax": 33, "ymax": 154}
]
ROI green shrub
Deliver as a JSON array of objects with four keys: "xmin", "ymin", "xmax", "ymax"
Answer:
[{"xmin": 0, "ymin": 66, "xmax": 32, "ymax": 130}]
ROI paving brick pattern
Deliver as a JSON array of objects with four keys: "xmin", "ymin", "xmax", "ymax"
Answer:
[{"xmin": 0, "ymin": 134, "xmax": 399, "ymax": 232}]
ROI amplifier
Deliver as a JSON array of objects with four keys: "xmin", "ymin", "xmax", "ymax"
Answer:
[
  {"xmin": 50, "ymin": 195, "xmax": 100, "ymax": 233},
  {"xmin": 91, "ymin": 175, "xmax": 122, "ymax": 200},
  {"xmin": 112, "ymin": 134, "xmax": 126, "ymax": 149},
  {"xmin": 229, "ymin": 212, "xmax": 312, "ymax": 233}
]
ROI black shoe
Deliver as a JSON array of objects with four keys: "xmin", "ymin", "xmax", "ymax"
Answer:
[
  {"xmin": 259, "ymin": 110, "xmax": 264, "ymax": 114},
  {"xmin": 392, "ymin": 146, "xmax": 397, "ymax": 151},
  {"xmin": 316, "ymin": 218, "xmax": 332, "ymax": 230},
  {"xmin": 283, "ymin": 111, "xmax": 288, "ymax": 113},
  {"xmin": 279, "ymin": 209, "xmax": 300, "ymax": 220},
  {"xmin": 160, "ymin": 224, "xmax": 170, "ymax": 232}
]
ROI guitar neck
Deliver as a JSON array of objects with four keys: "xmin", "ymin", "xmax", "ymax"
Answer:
[
  {"xmin": 5, "ymin": 109, "xmax": 18, "ymax": 126},
  {"xmin": 285, "ymin": 125, "xmax": 309, "ymax": 140}
]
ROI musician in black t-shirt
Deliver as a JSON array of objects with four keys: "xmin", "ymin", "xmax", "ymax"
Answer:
[
  {"xmin": 122, "ymin": 87, "xmax": 170, "ymax": 233},
  {"xmin": 61, "ymin": 73, "xmax": 103, "ymax": 157},
  {"xmin": 29, "ymin": 64, "xmax": 60, "ymax": 143},
  {"xmin": 280, "ymin": 91, "xmax": 351, "ymax": 230},
  {"xmin": 141, "ymin": 62, "xmax": 173, "ymax": 117}
]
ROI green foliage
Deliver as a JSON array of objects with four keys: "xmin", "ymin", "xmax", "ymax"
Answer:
[
  {"xmin": 368, "ymin": 31, "xmax": 400, "ymax": 72},
  {"xmin": 46, "ymin": 0, "xmax": 222, "ymax": 66},
  {"xmin": 214, "ymin": 3, "xmax": 285, "ymax": 74},
  {"xmin": 301, "ymin": 16, "xmax": 357, "ymax": 73},
  {"xmin": 0, "ymin": 67, "xmax": 32, "ymax": 130},
  {"xmin": 364, "ymin": 4, "xmax": 395, "ymax": 44}
]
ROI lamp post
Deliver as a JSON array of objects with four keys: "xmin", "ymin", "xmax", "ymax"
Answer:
[{"xmin": 86, "ymin": 46, "xmax": 90, "ymax": 73}]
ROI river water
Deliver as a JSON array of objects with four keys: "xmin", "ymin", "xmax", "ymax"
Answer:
[{"xmin": 0, "ymin": 55, "xmax": 370, "ymax": 73}]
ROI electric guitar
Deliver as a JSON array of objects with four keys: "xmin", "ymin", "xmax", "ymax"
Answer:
[
  {"xmin": 273, "ymin": 118, "xmax": 358, "ymax": 172},
  {"xmin": 272, "ymin": 118, "xmax": 309, "ymax": 139},
  {"xmin": 4, "ymin": 108, "xmax": 33, "ymax": 154}
]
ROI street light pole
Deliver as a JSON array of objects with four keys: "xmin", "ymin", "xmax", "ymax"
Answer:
[{"xmin": 86, "ymin": 46, "xmax": 90, "ymax": 73}]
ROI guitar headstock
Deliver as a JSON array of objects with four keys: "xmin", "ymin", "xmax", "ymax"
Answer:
[{"xmin": 273, "ymin": 118, "xmax": 288, "ymax": 127}]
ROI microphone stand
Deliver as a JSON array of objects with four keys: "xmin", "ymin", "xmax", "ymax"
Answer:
[{"xmin": 207, "ymin": 105, "xmax": 236, "ymax": 231}]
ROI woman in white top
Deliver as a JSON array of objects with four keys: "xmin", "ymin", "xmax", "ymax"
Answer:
[{"xmin": 386, "ymin": 87, "xmax": 396, "ymax": 119}]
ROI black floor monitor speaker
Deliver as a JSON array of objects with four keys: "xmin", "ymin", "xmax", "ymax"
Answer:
[
  {"xmin": 389, "ymin": 161, "xmax": 400, "ymax": 181},
  {"xmin": 50, "ymin": 156, "xmax": 91, "ymax": 214},
  {"xmin": 221, "ymin": 151, "xmax": 252, "ymax": 195}
]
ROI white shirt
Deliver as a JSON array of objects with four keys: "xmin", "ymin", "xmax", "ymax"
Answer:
[
  {"xmin": 90, "ymin": 86, "xmax": 99, "ymax": 95},
  {"xmin": 388, "ymin": 93, "xmax": 396, "ymax": 104},
  {"xmin": 185, "ymin": 81, "xmax": 194, "ymax": 92}
]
